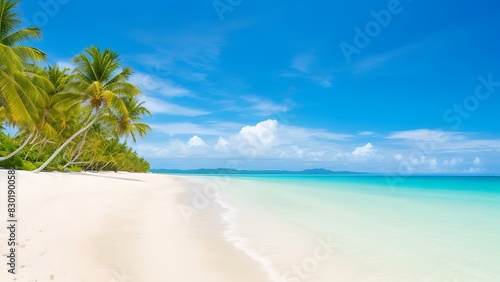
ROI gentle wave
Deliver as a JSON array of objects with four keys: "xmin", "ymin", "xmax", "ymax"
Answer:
[{"xmin": 215, "ymin": 194, "xmax": 287, "ymax": 282}]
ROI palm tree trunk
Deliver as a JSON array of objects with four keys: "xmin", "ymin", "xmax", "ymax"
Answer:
[
  {"xmin": 63, "ymin": 151, "xmax": 83, "ymax": 169},
  {"xmin": 0, "ymin": 134, "xmax": 33, "ymax": 161},
  {"xmin": 24, "ymin": 135, "xmax": 44, "ymax": 160},
  {"xmin": 34, "ymin": 111, "xmax": 100, "ymax": 173},
  {"xmin": 62, "ymin": 132, "xmax": 88, "ymax": 169},
  {"xmin": 100, "ymin": 160, "xmax": 113, "ymax": 171}
]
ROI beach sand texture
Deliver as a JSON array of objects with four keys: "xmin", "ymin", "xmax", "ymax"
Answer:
[{"xmin": 0, "ymin": 170, "xmax": 268, "ymax": 282}]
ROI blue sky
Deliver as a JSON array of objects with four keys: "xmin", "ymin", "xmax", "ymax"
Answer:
[{"xmin": 17, "ymin": 0, "xmax": 500, "ymax": 173}]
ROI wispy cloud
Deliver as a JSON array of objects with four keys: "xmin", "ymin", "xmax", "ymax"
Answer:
[
  {"xmin": 281, "ymin": 125, "xmax": 352, "ymax": 142},
  {"xmin": 385, "ymin": 129, "xmax": 500, "ymax": 152},
  {"xmin": 132, "ymin": 29, "xmax": 224, "ymax": 72},
  {"xmin": 141, "ymin": 95, "xmax": 209, "ymax": 117},
  {"xmin": 387, "ymin": 129, "xmax": 463, "ymax": 142},
  {"xmin": 283, "ymin": 53, "xmax": 334, "ymax": 88},
  {"xmin": 244, "ymin": 96, "xmax": 290, "ymax": 116},
  {"xmin": 358, "ymin": 131, "xmax": 377, "ymax": 136},
  {"xmin": 352, "ymin": 43, "xmax": 420, "ymax": 73},
  {"xmin": 130, "ymin": 72, "xmax": 191, "ymax": 97},
  {"xmin": 54, "ymin": 59, "xmax": 75, "ymax": 71},
  {"xmin": 313, "ymin": 75, "xmax": 334, "ymax": 88},
  {"xmin": 292, "ymin": 53, "xmax": 315, "ymax": 73},
  {"xmin": 150, "ymin": 121, "xmax": 243, "ymax": 136},
  {"xmin": 352, "ymin": 143, "xmax": 377, "ymax": 158},
  {"xmin": 137, "ymin": 121, "xmax": 500, "ymax": 173}
]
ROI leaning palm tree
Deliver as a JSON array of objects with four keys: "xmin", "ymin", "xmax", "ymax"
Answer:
[
  {"xmin": 34, "ymin": 46, "xmax": 141, "ymax": 173},
  {"xmin": 107, "ymin": 96, "xmax": 151, "ymax": 142},
  {"xmin": 62, "ymin": 117, "xmax": 108, "ymax": 169},
  {"xmin": 0, "ymin": 65, "xmax": 68, "ymax": 162},
  {"xmin": 0, "ymin": 0, "xmax": 47, "ymax": 128}
]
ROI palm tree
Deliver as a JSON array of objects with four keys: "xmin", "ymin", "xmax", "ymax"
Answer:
[
  {"xmin": 62, "ymin": 118, "xmax": 108, "ymax": 169},
  {"xmin": 37, "ymin": 66, "xmax": 74, "ymax": 135},
  {"xmin": 0, "ymin": 0, "xmax": 47, "ymax": 128},
  {"xmin": 34, "ymin": 46, "xmax": 141, "ymax": 173},
  {"xmin": 1, "ymin": 0, "xmax": 47, "ymax": 161},
  {"xmin": 0, "ymin": 65, "xmax": 70, "ymax": 162},
  {"xmin": 108, "ymin": 96, "xmax": 151, "ymax": 142}
]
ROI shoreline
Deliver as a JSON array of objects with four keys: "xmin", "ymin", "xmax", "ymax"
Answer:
[
  {"xmin": 214, "ymin": 193, "xmax": 285, "ymax": 282},
  {"xmin": 0, "ymin": 170, "xmax": 269, "ymax": 282}
]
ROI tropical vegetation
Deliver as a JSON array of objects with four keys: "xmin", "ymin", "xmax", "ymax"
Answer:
[{"xmin": 0, "ymin": 0, "xmax": 151, "ymax": 172}]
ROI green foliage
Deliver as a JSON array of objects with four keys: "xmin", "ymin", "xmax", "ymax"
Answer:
[
  {"xmin": 0, "ymin": 132, "xmax": 22, "ymax": 169},
  {"xmin": 43, "ymin": 166, "xmax": 58, "ymax": 172},
  {"xmin": 21, "ymin": 160, "xmax": 36, "ymax": 171},
  {"xmin": 0, "ymin": 0, "xmax": 152, "ymax": 173},
  {"xmin": 68, "ymin": 166, "xmax": 82, "ymax": 172},
  {"xmin": 0, "ymin": 154, "xmax": 23, "ymax": 169}
]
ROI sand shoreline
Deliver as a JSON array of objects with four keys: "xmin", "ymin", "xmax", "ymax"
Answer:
[{"xmin": 0, "ymin": 170, "xmax": 269, "ymax": 282}]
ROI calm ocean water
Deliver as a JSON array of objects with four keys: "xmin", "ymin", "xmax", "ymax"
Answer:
[{"xmin": 207, "ymin": 175, "xmax": 500, "ymax": 282}]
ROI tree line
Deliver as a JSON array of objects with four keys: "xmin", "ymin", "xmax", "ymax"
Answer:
[{"xmin": 0, "ymin": 0, "xmax": 151, "ymax": 172}]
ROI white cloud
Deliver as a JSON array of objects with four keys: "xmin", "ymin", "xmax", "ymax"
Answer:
[
  {"xmin": 352, "ymin": 44, "xmax": 419, "ymax": 73},
  {"xmin": 282, "ymin": 126, "xmax": 352, "ymax": 142},
  {"xmin": 130, "ymin": 72, "xmax": 190, "ymax": 97},
  {"xmin": 141, "ymin": 95, "xmax": 209, "ymax": 116},
  {"xmin": 359, "ymin": 131, "xmax": 377, "ymax": 136},
  {"xmin": 243, "ymin": 96, "xmax": 289, "ymax": 116},
  {"xmin": 135, "ymin": 121, "xmax": 500, "ymax": 173},
  {"xmin": 443, "ymin": 158, "xmax": 462, "ymax": 166},
  {"xmin": 132, "ymin": 28, "xmax": 225, "ymax": 71},
  {"xmin": 136, "ymin": 139, "xmax": 197, "ymax": 158},
  {"xmin": 464, "ymin": 167, "xmax": 485, "ymax": 174},
  {"xmin": 285, "ymin": 53, "xmax": 334, "ymax": 88},
  {"xmin": 386, "ymin": 130, "xmax": 500, "ymax": 155},
  {"xmin": 387, "ymin": 129, "xmax": 461, "ymax": 142},
  {"xmin": 440, "ymin": 139, "xmax": 500, "ymax": 153},
  {"xmin": 188, "ymin": 136, "xmax": 206, "ymax": 147},
  {"xmin": 313, "ymin": 75, "xmax": 334, "ymax": 88},
  {"xmin": 429, "ymin": 158, "xmax": 438, "ymax": 171},
  {"xmin": 292, "ymin": 53, "xmax": 315, "ymax": 73},
  {"xmin": 151, "ymin": 122, "xmax": 242, "ymax": 136},
  {"xmin": 392, "ymin": 154, "xmax": 447, "ymax": 173},
  {"xmin": 290, "ymin": 146, "xmax": 304, "ymax": 158},
  {"xmin": 352, "ymin": 143, "xmax": 376, "ymax": 157},
  {"xmin": 215, "ymin": 137, "xmax": 230, "ymax": 152},
  {"xmin": 235, "ymin": 119, "xmax": 279, "ymax": 153},
  {"xmin": 55, "ymin": 60, "xmax": 75, "ymax": 71}
]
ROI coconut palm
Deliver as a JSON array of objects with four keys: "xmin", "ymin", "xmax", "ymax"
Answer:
[
  {"xmin": 34, "ymin": 46, "xmax": 140, "ymax": 172},
  {"xmin": 62, "ymin": 118, "xmax": 108, "ymax": 169},
  {"xmin": 0, "ymin": 0, "xmax": 47, "ymax": 161},
  {"xmin": 0, "ymin": 65, "xmax": 71, "ymax": 162},
  {"xmin": 0, "ymin": 0, "xmax": 47, "ymax": 128},
  {"xmin": 107, "ymin": 96, "xmax": 151, "ymax": 142}
]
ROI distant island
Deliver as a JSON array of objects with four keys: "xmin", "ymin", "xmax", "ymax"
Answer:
[{"xmin": 150, "ymin": 168, "xmax": 368, "ymax": 175}]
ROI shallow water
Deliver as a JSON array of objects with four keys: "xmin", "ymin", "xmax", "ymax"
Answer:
[{"xmin": 212, "ymin": 175, "xmax": 500, "ymax": 282}]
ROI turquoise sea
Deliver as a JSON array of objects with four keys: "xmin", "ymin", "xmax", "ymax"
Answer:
[{"xmin": 197, "ymin": 175, "xmax": 500, "ymax": 282}]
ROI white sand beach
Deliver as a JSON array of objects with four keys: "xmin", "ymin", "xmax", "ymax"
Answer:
[
  {"xmin": 0, "ymin": 170, "xmax": 269, "ymax": 282},
  {"xmin": 3, "ymin": 171, "xmax": 498, "ymax": 282}
]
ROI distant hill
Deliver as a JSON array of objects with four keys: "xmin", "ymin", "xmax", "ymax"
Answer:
[{"xmin": 149, "ymin": 168, "xmax": 367, "ymax": 175}]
